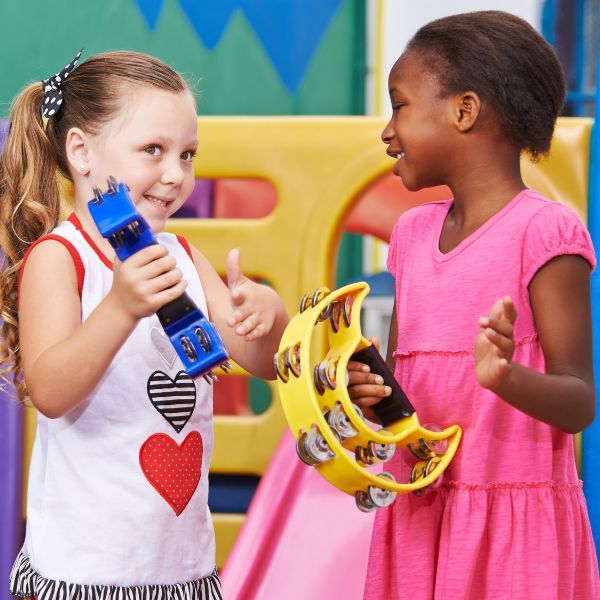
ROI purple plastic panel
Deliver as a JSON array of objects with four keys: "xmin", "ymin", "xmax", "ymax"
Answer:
[
  {"xmin": 172, "ymin": 178, "xmax": 213, "ymax": 218},
  {"xmin": 0, "ymin": 387, "xmax": 23, "ymax": 600},
  {"xmin": 1, "ymin": 119, "xmax": 24, "ymax": 599},
  {"xmin": 0, "ymin": 120, "xmax": 9, "ymax": 152}
]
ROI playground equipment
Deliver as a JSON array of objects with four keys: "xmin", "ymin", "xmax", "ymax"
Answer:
[
  {"xmin": 88, "ymin": 177, "xmax": 231, "ymax": 381},
  {"xmin": 3, "ymin": 116, "xmax": 597, "ymax": 592},
  {"xmin": 275, "ymin": 282, "xmax": 461, "ymax": 509}
]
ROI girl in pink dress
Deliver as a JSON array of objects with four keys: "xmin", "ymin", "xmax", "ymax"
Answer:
[{"xmin": 349, "ymin": 11, "xmax": 600, "ymax": 599}]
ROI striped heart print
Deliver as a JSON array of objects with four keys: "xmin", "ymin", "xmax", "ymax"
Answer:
[{"xmin": 147, "ymin": 370, "xmax": 196, "ymax": 433}]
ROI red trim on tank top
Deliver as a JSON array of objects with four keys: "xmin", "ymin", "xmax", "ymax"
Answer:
[
  {"xmin": 176, "ymin": 235, "xmax": 194, "ymax": 262},
  {"xmin": 68, "ymin": 213, "xmax": 114, "ymax": 269},
  {"xmin": 18, "ymin": 234, "xmax": 85, "ymax": 303},
  {"xmin": 69, "ymin": 212, "xmax": 194, "ymax": 266}
]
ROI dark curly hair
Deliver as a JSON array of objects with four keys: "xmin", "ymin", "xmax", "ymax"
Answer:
[{"xmin": 405, "ymin": 11, "xmax": 565, "ymax": 161}]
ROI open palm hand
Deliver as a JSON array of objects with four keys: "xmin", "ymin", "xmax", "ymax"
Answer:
[{"xmin": 474, "ymin": 296, "xmax": 517, "ymax": 390}]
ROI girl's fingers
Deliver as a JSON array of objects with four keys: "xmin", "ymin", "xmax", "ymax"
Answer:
[
  {"xmin": 129, "ymin": 243, "xmax": 169, "ymax": 267},
  {"xmin": 352, "ymin": 396, "xmax": 384, "ymax": 409},
  {"xmin": 227, "ymin": 306, "xmax": 251, "ymax": 328},
  {"xmin": 230, "ymin": 286, "xmax": 248, "ymax": 307},
  {"xmin": 484, "ymin": 328, "xmax": 513, "ymax": 354},
  {"xmin": 140, "ymin": 254, "xmax": 177, "ymax": 279},
  {"xmin": 487, "ymin": 298, "xmax": 505, "ymax": 320},
  {"xmin": 348, "ymin": 370, "xmax": 384, "ymax": 386},
  {"xmin": 482, "ymin": 296, "xmax": 517, "ymax": 325},
  {"xmin": 234, "ymin": 314, "xmax": 257, "ymax": 336},
  {"xmin": 154, "ymin": 280, "xmax": 188, "ymax": 305},
  {"xmin": 226, "ymin": 248, "xmax": 247, "ymax": 292},
  {"xmin": 146, "ymin": 268, "xmax": 183, "ymax": 294},
  {"xmin": 244, "ymin": 323, "xmax": 265, "ymax": 341},
  {"xmin": 479, "ymin": 316, "xmax": 513, "ymax": 339},
  {"xmin": 347, "ymin": 360, "xmax": 370, "ymax": 373},
  {"xmin": 348, "ymin": 384, "xmax": 392, "ymax": 404},
  {"xmin": 502, "ymin": 296, "xmax": 517, "ymax": 324}
]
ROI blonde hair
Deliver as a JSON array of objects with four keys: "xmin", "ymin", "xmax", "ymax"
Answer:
[{"xmin": 0, "ymin": 51, "xmax": 189, "ymax": 403}]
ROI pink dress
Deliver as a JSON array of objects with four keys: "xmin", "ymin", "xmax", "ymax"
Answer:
[{"xmin": 365, "ymin": 189, "xmax": 600, "ymax": 599}]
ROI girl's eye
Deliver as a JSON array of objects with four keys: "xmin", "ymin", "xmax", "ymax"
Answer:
[
  {"xmin": 392, "ymin": 103, "xmax": 404, "ymax": 111},
  {"xmin": 144, "ymin": 145, "xmax": 162, "ymax": 156},
  {"xmin": 181, "ymin": 150, "xmax": 196, "ymax": 161}
]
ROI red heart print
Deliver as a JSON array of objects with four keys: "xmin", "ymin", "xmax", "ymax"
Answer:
[{"xmin": 139, "ymin": 431, "xmax": 203, "ymax": 516}]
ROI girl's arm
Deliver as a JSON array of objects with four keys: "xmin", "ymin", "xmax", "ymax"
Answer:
[
  {"xmin": 476, "ymin": 254, "xmax": 595, "ymax": 433},
  {"xmin": 190, "ymin": 245, "xmax": 288, "ymax": 380},
  {"xmin": 20, "ymin": 241, "xmax": 187, "ymax": 418}
]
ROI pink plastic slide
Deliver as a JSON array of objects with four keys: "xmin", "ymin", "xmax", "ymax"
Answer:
[{"xmin": 221, "ymin": 431, "xmax": 376, "ymax": 599}]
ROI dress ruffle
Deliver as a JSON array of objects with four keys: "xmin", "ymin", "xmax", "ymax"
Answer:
[
  {"xmin": 9, "ymin": 553, "xmax": 223, "ymax": 600},
  {"xmin": 365, "ymin": 481, "xmax": 599, "ymax": 599},
  {"xmin": 393, "ymin": 333, "xmax": 539, "ymax": 358}
]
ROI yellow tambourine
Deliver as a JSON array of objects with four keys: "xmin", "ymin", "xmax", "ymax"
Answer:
[{"xmin": 274, "ymin": 282, "xmax": 462, "ymax": 512}]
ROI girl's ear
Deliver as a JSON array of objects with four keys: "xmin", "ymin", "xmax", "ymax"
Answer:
[
  {"xmin": 451, "ymin": 91, "xmax": 482, "ymax": 133},
  {"xmin": 65, "ymin": 127, "xmax": 91, "ymax": 175}
]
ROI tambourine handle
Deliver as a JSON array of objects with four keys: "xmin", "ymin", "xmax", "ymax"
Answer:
[{"xmin": 350, "ymin": 345, "xmax": 415, "ymax": 426}]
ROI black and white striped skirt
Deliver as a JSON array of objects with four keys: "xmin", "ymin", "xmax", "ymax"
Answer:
[{"xmin": 9, "ymin": 553, "xmax": 223, "ymax": 600}]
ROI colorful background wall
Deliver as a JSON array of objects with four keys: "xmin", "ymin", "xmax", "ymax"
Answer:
[
  {"xmin": 1, "ymin": 1, "xmax": 599, "ymax": 599},
  {"xmin": 0, "ymin": 0, "xmax": 366, "ymax": 116}
]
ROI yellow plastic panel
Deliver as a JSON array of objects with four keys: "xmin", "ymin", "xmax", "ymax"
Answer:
[
  {"xmin": 522, "ymin": 117, "xmax": 591, "ymax": 218},
  {"xmin": 213, "ymin": 513, "xmax": 245, "ymax": 570}
]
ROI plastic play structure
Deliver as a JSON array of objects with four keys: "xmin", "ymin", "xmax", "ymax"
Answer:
[{"xmin": 1, "ymin": 113, "xmax": 599, "ymax": 599}]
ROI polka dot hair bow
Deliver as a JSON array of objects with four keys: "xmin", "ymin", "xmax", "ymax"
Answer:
[{"xmin": 41, "ymin": 49, "xmax": 83, "ymax": 118}]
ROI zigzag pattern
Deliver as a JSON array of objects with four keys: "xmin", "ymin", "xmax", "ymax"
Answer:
[{"xmin": 133, "ymin": 0, "xmax": 344, "ymax": 92}]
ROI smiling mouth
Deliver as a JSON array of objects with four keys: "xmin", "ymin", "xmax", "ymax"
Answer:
[
  {"xmin": 387, "ymin": 150, "xmax": 406, "ymax": 160},
  {"xmin": 144, "ymin": 194, "xmax": 170, "ymax": 208}
]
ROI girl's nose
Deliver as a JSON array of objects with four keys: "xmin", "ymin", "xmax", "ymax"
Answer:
[
  {"xmin": 381, "ymin": 119, "xmax": 394, "ymax": 144},
  {"xmin": 161, "ymin": 160, "xmax": 185, "ymax": 186}
]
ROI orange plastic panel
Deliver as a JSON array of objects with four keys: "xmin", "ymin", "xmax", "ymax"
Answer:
[{"xmin": 213, "ymin": 179, "xmax": 277, "ymax": 219}]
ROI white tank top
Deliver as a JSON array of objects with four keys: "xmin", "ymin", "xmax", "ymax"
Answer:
[{"xmin": 21, "ymin": 215, "xmax": 216, "ymax": 587}]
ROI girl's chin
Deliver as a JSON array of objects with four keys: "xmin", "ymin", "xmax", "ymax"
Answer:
[
  {"xmin": 150, "ymin": 219, "xmax": 168, "ymax": 233},
  {"xmin": 392, "ymin": 166, "xmax": 428, "ymax": 192},
  {"xmin": 392, "ymin": 160, "xmax": 403, "ymax": 177},
  {"xmin": 138, "ymin": 212, "xmax": 167, "ymax": 233}
]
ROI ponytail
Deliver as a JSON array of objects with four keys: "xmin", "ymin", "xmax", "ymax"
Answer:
[{"xmin": 0, "ymin": 83, "xmax": 62, "ymax": 403}]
